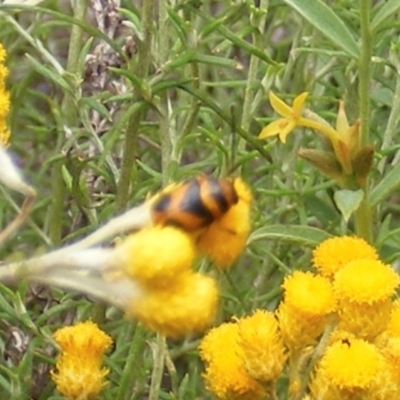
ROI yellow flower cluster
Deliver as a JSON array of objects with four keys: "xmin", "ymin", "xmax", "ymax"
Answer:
[
  {"xmin": 199, "ymin": 310, "xmax": 287, "ymax": 400},
  {"xmin": 258, "ymin": 92, "xmax": 373, "ymax": 189},
  {"xmin": 51, "ymin": 321, "xmax": 112, "ymax": 400},
  {"xmin": 0, "ymin": 42, "xmax": 11, "ymax": 146},
  {"xmin": 111, "ymin": 177, "xmax": 252, "ymax": 338},
  {"xmin": 199, "ymin": 235, "xmax": 400, "ymax": 400}
]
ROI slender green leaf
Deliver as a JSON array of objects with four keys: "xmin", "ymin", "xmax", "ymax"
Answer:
[
  {"xmin": 249, "ymin": 225, "xmax": 332, "ymax": 247},
  {"xmin": 370, "ymin": 163, "xmax": 400, "ymax": 207},
  {"xmin": 0, "ymin": 4, "xmax": 124, "ymax": 56},
  {"xmin": 25, "ymin": 54, "xmax": 71, "ymax": 92},
  {"xmin": 281, "ymin": 0, "xmax": 359, "ymax": 59},
  {"xmin": 177, "ymin": 84, "xmax": 272, "ymax": 161},
  {"xmin": 371, "ymin": 0, "xmax": 400, "ymax": 32}
]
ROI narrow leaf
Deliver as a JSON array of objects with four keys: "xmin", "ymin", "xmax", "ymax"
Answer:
[
  {"xmin": 281, "ymin": 0, "xmax": 359, "ymax": 59},
  {"xmin": 371, "ymin": 0, "xmax": 400, "ymax": 32},
  {"xmin": 25, "ymin": 54, "xmax": 71, "ymax": 92},
  {"xmin": 249, "ymin": 225, "xmax": 332, "ymax": 247},
  {"xmin": 370, "ymin": 163, "xmax": 400, "ymax": 207}
]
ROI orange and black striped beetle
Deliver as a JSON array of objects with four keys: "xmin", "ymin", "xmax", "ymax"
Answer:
[{"xmin": 151, "ymin": 175, "xmax": 239, "ymax": 232}]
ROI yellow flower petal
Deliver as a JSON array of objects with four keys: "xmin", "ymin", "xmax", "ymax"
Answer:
[
  {"xmin": 292, "ymin": 92, "xmax": 309, "ymax": 115},
  {"xmin": 278, "ymin": 120, "xmax": 296, "ymax": 143},
  {"xmin": 258, "ymin": 118, "xmax": 287, "ymax": 139},
  {"xmin": 269, "ymin": 90, "xmax": 292, "ymax": 117},
  {"xmin": 336, "ymin": 100, "xmax": 349, "ymax": 136}
]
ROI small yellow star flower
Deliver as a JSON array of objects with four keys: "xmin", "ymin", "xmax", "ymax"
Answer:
[
  {"xmin": 196, "ymin": 177, "xmax": 252, "ymax": 267},
  {"xmin": 127, "ymin": 272, "xmax": 218, "ymax": 338},
  {"xmin": 259, "ymin": 92, "xmax": 373, "ymax": 188},
  {"xmin": 312, "ymin": 235, "xmax": 378, "ymax": 278},
  {"xmin": 51, "ymin": 321, "xmax": 112, "ymax": 400},
  {"xmin": 237, "ymin": 309, "xmax": 287, "ymax": 383},
  {"xmin": 199, "ymin": 322, "xmax": 266, "ymax": 400},
  {"xmin": 258, "ymin": 91, "xmax": 309, "ymax": 143}
]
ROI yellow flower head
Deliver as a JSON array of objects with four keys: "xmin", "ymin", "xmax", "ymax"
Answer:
[
  {"xmin": 277, "ymin": 301, "xmax": 329, "ymax": 350},
  {"xmin": 237, "ymin": 309, "xmax": 287, "ymax": 383},
  {"xmin": 196, "ymin": 177, "xmax": 252, "ymax": 268},
  {"xmin": 116, "ymin": 226, "xmax": 195, "ymax": 289},
  {"xmin": 51, "ymin": 321, "xmax": 112, "ymax": 400},
  {"xmin": 127, "ymin": 272, "xmax": 218, "ymax": 338},
  {"xmin": 258, "ymin": 91, "xmax": 308, "ymax": 143},
  {"xmin": 312, "ymin": 235, "xmax": 378, "ymax": 277},
  {"xmin": 0, "ymin": 44, "xmax": 6, "ymax": 63},
  {"xmin": 314, "ymin": 339, "xmax": 383, "ymax": 392},
  {"xmin": 278, "ymin": 272, "xmax": 335, "ymax": 348},
  {"xmin": 386, "ymin": 298, "xmax": 400, "ymax": 337},
  {"xmin": 333, "ymin": 260, "xmax": 399, "ymax": 339},
  {"xmin": 0, "ymin": 42, "xmax": 10, "ymax": 146},
  {"xmin": 282, "ymin": 271, "xmax": 336, "ymax": 317},
  {"xmin": 334, "ymin": 259, "xmax": 400, "ymax": 304},
  {"xmin": 199, "ymin": 322, "xmax": 266, "ymax": 400}
]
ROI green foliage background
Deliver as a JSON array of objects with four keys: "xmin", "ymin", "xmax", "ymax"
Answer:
[{"xmin": 0, "ymin": 0, "xmax": 400, "ymax": 399}]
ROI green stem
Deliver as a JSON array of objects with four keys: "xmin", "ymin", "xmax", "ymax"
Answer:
[
  {"xmin": 61, "ymin": 0, "xmax": 87, "ymax": 124},
  {"xmin": 148, "ymin": 334, "xmax": 166, "ymax": 400},
  {"xmin": 239, "ymin": 1, "xmax": 269, "ymax": 154},
  {"xmin": 378, "ymin": 54, "xmax": 400, "ymax": 173},
  {"xmin": 116, "ymin": 324, "xmax": 147, "ymax": 400},
  {"xmin": 115, "ymin": 0, "xmax": 154, "ymax": 210},
  {"xmin": 176, "ymin": 8, "xmax": 201, "ymax": 164},
  {"xmin": 354, "ymin": 0, "xmax": 373, "ymax": 242},
  {"xmin": 158, "ymin": 1, "xmax": 172, "ymax": 185},
  {"xmin": 49, "ymin": 0, "xmax": 88, "ymax": 245},
  {"xmin": 358, "ymin": 2, "xmax": 372, "ymax": 148}
]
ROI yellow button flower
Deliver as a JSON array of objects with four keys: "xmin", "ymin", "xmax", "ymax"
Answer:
[
  {"xmin": 51, "ymin": 321, "xmax": 112, "ymax": 400},
  {"xmin": 0, "ymin": 41, "xmax": 10, "ymax": 146},
  {"xmin": 278, "ymin": 271, "xmax": 336, "ymax": 349},
  {"xmin": 116, "ymin": 226, "xmax": 195, "ymax": 289},
  {"xmin": 311, "ymin": 339, "xmax": 383, "ymax": 398},
  {"xmin": 385, "ymin": 298, "xmax": 400, "ymax": 337},
  {"xmin": 127, "ymin": 272, "xmax": 218, "ymax": 338},
  {"xmin": 334, "ymin": 259, "xmax": 400, "ymax": 339},
  {"xmin": 334, "ymin": 259, "xmax": 400, "ymax": 304},
  {"xmin": 312, "ymin": 235, "xmax": 378, "ymax": 278},
  {"xmin": 238, "ymin": 309, "xmax": 287, "ymax": 383},
  {"xmin": 258, "ymin": 91, "xmax": 309, "ymax": 143},
  {"xmin": 199, "ymin": 322, "xmax": 266, "ymax": 400},
  {"xmin": 282, "ymin": 271, "xmax": 336, "ymax": 316}
]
